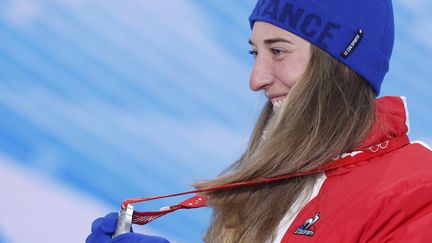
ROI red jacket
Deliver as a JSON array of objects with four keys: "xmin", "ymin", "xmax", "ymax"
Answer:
[{"xmin": 279, "ymin": 96, "xmax": 432, "ymax": 242}]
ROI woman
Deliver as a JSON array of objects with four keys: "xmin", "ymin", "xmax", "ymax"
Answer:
[{"xmin": 87, "ymin": 0, "xmax": 432, "ymax": 242}]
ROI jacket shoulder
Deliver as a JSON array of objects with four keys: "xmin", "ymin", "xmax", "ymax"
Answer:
[
  {"xmin": 305, "ymin": 142, "xmax": 432, "ymax": 242},
  {"xmin": 380, "ymin": 141, "xmax": 432, "ymax": 185}
]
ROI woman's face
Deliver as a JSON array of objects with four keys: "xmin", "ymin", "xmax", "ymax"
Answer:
[{"xmin": 249, "ymin": 21, "xmax": 312, "ymax": 109}]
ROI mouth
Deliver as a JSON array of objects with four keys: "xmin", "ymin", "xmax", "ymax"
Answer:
[{"xmin": 270, "ymin": 95, "xmax": 287, "ymax": 110}]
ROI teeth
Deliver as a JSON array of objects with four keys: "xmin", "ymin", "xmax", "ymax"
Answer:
[
  {"xmin": 271, "ymin": 97, "xmax": 285, "ymax": 110},
  {"xmin": 273, "ymin": 99, "xmax": 283, "ymax": 107}
]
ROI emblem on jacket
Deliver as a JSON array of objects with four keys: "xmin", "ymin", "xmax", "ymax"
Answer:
[{"xmin": 294, "ymin": 212, "xmax": 320, "ymax": 236}]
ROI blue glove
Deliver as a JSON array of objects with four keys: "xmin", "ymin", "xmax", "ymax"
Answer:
[{"xmin": 86, "ymin": 212, "xmax": 170, "ymax": 243}]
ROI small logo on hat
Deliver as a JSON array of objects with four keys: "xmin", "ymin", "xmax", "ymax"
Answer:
[
  {"xmin": 294, "ymin": 212, "xmax": 320, "ymax": 236},
  {"xmin": 341, "ymin": 29, "xmax": 364, "ymax": 59}
]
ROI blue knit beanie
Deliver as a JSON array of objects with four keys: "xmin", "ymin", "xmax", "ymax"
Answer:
[{"xmin": 249, "ymin": 0, "xmax": 394, "ymax": 95}]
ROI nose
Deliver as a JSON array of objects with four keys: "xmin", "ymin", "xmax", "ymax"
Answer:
[{"xmin": 249, "ymin": 54, "xmax": 275, "ymax": 92}]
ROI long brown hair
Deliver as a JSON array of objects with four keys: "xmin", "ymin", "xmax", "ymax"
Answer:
[{"xmin": 194, "ymin": 45, "xmax": 376, "ymax": 242}]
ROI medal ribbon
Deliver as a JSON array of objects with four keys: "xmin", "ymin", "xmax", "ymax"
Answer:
[{"xmin": 122, "ymin": 135, "xmax": 409, "ymax": 225}]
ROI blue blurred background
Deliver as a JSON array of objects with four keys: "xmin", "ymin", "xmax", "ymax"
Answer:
[{"xmin": 0, "ymin": 0, "xmax": 431, "ymax": 242}]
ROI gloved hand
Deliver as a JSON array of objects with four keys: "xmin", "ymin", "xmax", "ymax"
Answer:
[{"xmin": 86, "ymin": 212, "xmax": 170, "ymax": 243}]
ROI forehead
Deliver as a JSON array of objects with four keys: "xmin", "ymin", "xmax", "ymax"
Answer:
[{"xmin": 250, "ymin": 21, "xmax": 307, "ymax": 45}]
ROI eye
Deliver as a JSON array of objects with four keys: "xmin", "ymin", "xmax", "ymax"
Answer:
[
  {"xmin": 248, "ymin": 50, "xmax": 257, "ymax": 59},
  {"xmin": 271, "ymin": 48, "xmax": 285, "ymax": 57}
]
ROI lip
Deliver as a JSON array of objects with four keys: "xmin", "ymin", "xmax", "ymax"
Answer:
[{"xmin": 267, "ymin": 93, "xmax": 287, "ymax": 101}]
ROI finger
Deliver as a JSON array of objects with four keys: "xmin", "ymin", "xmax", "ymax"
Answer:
[
  {"xmin": 86, "ymin": 231, "xmax": 112, "ymax": 243},
  {"xmin": 101, "ymin": 212, "xmax": 118, "ymax": 234},
  {"xmin": 85, "ymin": 234, "xmax": 94, "ymax": 243},
  {"xmin": 91, "ymin": 217, "xmax": 104, "ymax": 233},
  {"xmin": 111, "ymin": 233, "xmax": 170, "ymax": 243}
]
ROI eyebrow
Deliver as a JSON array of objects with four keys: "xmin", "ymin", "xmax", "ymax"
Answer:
[{"xmin": 248, "ymin": 38, "xmax": 293, "ymax": 46}]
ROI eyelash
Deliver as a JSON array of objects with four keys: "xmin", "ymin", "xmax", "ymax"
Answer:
[
  {"xmin": 249, "ymin": 50, "xmax": 258, "ymax": 58},
  {"xmin": 248, "ymin": 48, "xmax": 286, "ymax": 59}
]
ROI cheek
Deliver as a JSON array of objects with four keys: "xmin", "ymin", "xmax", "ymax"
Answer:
[{"xmin": 275, "ymin": 58, "xmax": 309, "ymax": 87}]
